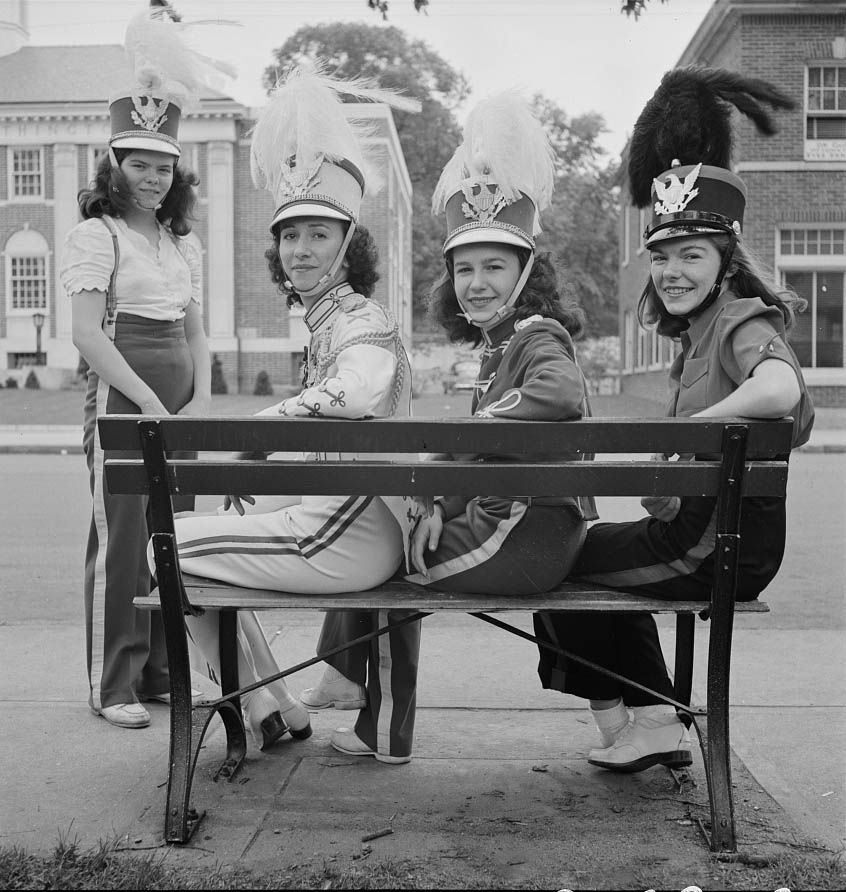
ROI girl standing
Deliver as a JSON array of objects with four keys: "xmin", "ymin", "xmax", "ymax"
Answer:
[{"xmin": 60, "ymin": 10, "xmax": 222, "ymax": 728}]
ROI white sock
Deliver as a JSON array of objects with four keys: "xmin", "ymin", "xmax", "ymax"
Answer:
[
  {"xmin": 632, "ymin": 704, "xmax": 680, "ymax": 727},
  {"xmin": 591, "ymin": 701, "xmax": 630, "ymax": 747}
]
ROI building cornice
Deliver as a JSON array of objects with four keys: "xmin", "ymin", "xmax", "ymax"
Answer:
[{"xmin": 679, "ymin": 0, "xmax": 846, "ymax": 66}]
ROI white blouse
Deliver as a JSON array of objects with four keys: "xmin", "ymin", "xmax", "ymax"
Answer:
[{"xmin": 59, "ymin": 216, "xmax": 200, "ymax": 320}]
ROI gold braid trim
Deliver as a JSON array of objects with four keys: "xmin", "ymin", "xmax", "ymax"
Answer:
[{"xmin": 314, "ymin": 302, "xmax": 408, "ymax": 417}]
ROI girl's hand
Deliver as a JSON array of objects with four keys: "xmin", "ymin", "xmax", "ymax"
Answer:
[
  {"xmin": 414, "ymin": 495, "xmax": 436, "ymax": 518},
  {"xmin": 641, "ymin": 495, "xmax": 681, "ymax": 522},
  {"xmin": 138, "ymin": 396, "xmax": 170, "ymax": 415},
  {"xmin": 410, "ymin": 508, "xmax": 444, "ymax": 577},
  {"xmin": 177, "ymin": 396, "xmax": 212, "ymax": 417},
  {"xmin": 222, "ymin": 494, "xmax": 256, "ymax": 516}
]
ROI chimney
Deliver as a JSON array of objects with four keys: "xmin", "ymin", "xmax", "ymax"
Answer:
[{"xmin": 0, "ymin": 0, "xmax": 28, "ymax": 58}]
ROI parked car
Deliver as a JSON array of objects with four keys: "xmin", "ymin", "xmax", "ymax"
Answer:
[{"xmin": 442, "ymin": 359, "xmax": 477, "ymax": 395}]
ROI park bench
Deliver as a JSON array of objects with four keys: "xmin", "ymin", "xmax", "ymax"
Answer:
[{"xmin": 98, "ymin": 414, "xmax": 793, "ymax": 853}]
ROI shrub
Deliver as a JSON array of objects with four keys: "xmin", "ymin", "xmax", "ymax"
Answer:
[
  {"xmin": 210, "ymin": 354, "xmax": 228, "ymax": 395},
  {"xmin": 4, "ymin": 376, "xmax": 18, "ymax": 389},
  {"xmin": 24, "ymin": 370, "xmax": 40, "ymax": 389},
  {"xmin": 253, "ymin": 370, "xmax": 273, "ymax": 396}
]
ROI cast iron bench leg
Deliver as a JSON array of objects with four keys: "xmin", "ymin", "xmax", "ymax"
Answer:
[
  {"xmin": 214, "ymin": 610, "xmax": 248, "ymax": 780},
  {"xmin": 673, "ymin": 614, "xmax": 695, "ymax": 710},
  {"xmin": 152, "ymin": 534, "xmax": 205, "ymax": 844}
]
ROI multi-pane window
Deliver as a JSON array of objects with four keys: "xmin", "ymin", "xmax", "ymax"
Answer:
[
  {"xmin": 780, "ymin": 227, "xmax": 845, "ymax": 368},
  {"xmin": 785, "ymin": 271, "xmax": 845, "ymax": 368},
  {"xmin": 11, "ymin": 148, "xmax": 44, "ymax": 198},
  {"xmin": 780, "ymin": 228, "xmax": 845, "ymax": 256},
  {"xmin": 806, "ymin": 65, "xmax": 846, "ymax": 159},
  {"xmin": 10, "ymin": 256, "xmax": 47, "ymax": 310}
]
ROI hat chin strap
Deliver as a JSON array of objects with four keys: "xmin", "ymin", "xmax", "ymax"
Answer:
[
  {"xmin": 456, "ymin": 253, "xmax": 535, "ymax": 332},
  {"xmin": 284, "ymin": 222, "xmax": 356, "ymax": 300},
  {"xmin": 683, "ymin": 230, "xmax": 738, "ymax": 323}
]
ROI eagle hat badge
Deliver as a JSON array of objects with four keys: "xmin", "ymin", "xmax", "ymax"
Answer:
[{"xmin": 644, "ymin": 162, "xmax": 748, "ymax": 248}]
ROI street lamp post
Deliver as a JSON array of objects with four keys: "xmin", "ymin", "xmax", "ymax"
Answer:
[{"xmin": 32, "ymin": 311, "xmax": 45, "ymax": 365}]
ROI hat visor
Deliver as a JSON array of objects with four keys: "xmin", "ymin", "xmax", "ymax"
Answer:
[
  {"xmin": 445, "ymin": 227, "xmax": 533, "ymax": 254},
  {"xmin": 109, "ymin": 136, "xmax": 180, "ymax": 157},
  {"xmin": 271, "ymin": 202, "xmax": 352, "ymax": 230},
  {"xmin": 645, "ymin": 223, "xmax": 730, "ymax": 248}
]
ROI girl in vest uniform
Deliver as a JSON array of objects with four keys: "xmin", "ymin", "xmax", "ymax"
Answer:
[{"xmin": 535, "ymin": 68, "xmax": 814, "ymax": 773}]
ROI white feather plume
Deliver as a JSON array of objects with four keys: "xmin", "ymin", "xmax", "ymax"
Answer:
[
  {"xmin": 432, "ymin": 91, "xmax": 554, "ymax": 217},
  {"xmin": 123, "ymin": 8, "xmax": 238, "ymax": 110},
  {"xmin": 250, "ymin": 61, "xmax": 420, "ymax": 199}
]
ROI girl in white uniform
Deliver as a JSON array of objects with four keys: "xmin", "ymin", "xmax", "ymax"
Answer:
[{"xmin": 157, "ymin": 65, "xmax": 421, "ymax": 755}]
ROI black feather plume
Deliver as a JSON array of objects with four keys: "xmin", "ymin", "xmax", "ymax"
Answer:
[{"xmin": 628, "ymin": 66, "xmax": 795, "ymax": 207}]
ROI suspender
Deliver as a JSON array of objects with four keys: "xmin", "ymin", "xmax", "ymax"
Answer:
[{"xmin": 99, "ymin": 216, "xmax": 120, "ymax": 342}]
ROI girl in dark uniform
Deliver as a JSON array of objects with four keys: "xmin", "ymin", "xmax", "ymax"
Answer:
[{"xmin": 535, "ymin": 68, "xmax": 814, "ymax": 772}]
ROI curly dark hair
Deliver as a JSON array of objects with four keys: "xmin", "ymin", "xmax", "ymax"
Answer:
[
  {"xmin": 264, "ymin": 223, "xmax": 380, "ymax": 308},
  {"xmin": 77, "ymin": 149, "xmax": 199, "ymax": 236},
  {"xmin": 429, "ymin": 249, "xmax": 585, "ymax": 346},
  {"xmin": 638, "ymin": 233, "xmax": 805, "ymax": 338}
]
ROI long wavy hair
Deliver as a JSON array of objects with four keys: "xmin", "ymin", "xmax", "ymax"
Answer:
[
  {"xmin": 638, "ymin": 233, "xmax": 805, "ymax": 338},
  {"xmin": 429, "ymin": 248, "xmax": 585, "ymax": 347},
  {"xmin": 264, "ymin": 223, "xmax": 380, "ymax": 308},
  {"xmin": 77, "ymin": 149, "xmax": 199, "ymax": 236}
]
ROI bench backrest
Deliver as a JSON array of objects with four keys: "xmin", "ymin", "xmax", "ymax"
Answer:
[
  {"xmin": 100, "ymin": 415, "xmax": 791, "ymax": 498},
  {"xmin": 99, "ymin": 415, "xmax": 793, "ymax": 613}
]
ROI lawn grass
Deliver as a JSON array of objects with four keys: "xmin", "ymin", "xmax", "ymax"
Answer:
[{"xmin": 2, "ymin": 832, "xmax": 843, "ymax": 891}]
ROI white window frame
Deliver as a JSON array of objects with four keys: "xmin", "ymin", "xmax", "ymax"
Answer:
[
  {"xmin": 647, "ymin": 327, "xmax": 663, "ymax": 370},
  {"xmin": 5, "ymin": 229, "xmax": 51, "ymax": 317},
  {"xmin": 87, "ymin": 146, "xmax": 109, "ymax": 187},
  {"xmin": 804, "ymin": 63, "xmax": 846, "ymax": 161},
  {"xmin": 635, "ymin": 325, "xmax": 648, "ymax": 372},
  {"xmin": 777, "ymin": 225, "xmax": 846, "ymax": 368},
  {"xmin": 623, "ymin": 311, "xmax": 635, "ymax": 373},
  {"xmin": 8, "ymin": 146, "xmax": 45, "ymax": 200},
  {"xmin": 636, "ymin": 208, "xmax": 648, "ymax": 255}
]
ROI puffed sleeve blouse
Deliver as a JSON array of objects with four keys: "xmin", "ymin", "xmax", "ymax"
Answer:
[{"xmin": 59, "ymin": 216, "xmax": 200, "ymax": 320}]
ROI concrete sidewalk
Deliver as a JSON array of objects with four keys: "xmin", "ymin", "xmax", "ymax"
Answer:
[{"xmin": 1, "ymin": 609, "xmax": 841, "ymax": 888}]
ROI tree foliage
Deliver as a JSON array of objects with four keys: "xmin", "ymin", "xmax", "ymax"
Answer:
[{"xmin": 531, "ymin": 95, "xmax": 620, "ymax": 338}]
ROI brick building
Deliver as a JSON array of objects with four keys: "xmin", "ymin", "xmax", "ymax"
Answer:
[
  {"xmin": 0, "ymin": 36, "xmax": 413, "ymax": 393},
  {"xmin": 617, "ymin": 0, "xmax": 846, "ymax": 407}
]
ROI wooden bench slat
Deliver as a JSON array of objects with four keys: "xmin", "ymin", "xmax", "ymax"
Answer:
[
  {"xmin": 98, "ymin": 414, "xmax": 795, "ymax": 457},
  {"xmin": 106, "ymin": 458, "xmax": 789, "ymax": 498},
  {"xmin": 134, "ymin": 578, "xmax": 770, "ymax": 614},
  {"xmin": 136, "ymin": 576, "xmax": 770, "ymax": 614}
]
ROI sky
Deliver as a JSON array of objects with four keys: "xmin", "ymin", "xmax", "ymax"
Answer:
[{"xmin": 19, "ymin": 0, "xmax": 717, "ymax": 158}]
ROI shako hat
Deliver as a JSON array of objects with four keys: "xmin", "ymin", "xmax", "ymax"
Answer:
[
  {"xmin": 433, "ymin": 91, "xmax": 554, "ymax": 255},
  {"xmin": 628, "ymin": 66, "xmax": 794, "ymax": 248},
  {"xmin": 109, "ymin": 7, "xmax": 237, "ymax": 160},
  {"xmin": 250, "ymin": 62, "xmax": 419, "ymax": 233}
]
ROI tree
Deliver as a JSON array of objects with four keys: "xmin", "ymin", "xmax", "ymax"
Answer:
[
  {"xmin": 531, "ymin": 95, "xmax": 621, "ymax": 338},
  {"xmin": 265, "ymin": 23, "xmax": 470, "ymax": 329}
]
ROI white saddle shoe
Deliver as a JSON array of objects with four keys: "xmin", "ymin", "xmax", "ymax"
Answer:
[
  {"xmin": 330, "ymin": 727, "xmax": 410, "ymax": 764},
  {"xmin": 588, "ymin": 717, "xmax": 692, "ymax": 773},
  {"xmin": 92, "ymin": 702, "xmax": 151, "ymax": 729},
  {"xmin": 301, "ymin": 670, "xmax": 366, "ymax": 710}
]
